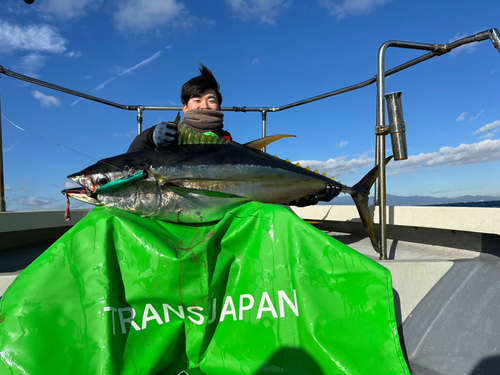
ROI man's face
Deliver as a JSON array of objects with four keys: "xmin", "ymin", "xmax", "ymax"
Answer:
[{"xmin": 182, "ymin": 89, "xmax": 220, "ymax": 112}]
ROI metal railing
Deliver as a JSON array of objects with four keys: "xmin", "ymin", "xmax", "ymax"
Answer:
[{"xmin": 1, "ymin": 28, "xmax": 499, "ymax": 259}]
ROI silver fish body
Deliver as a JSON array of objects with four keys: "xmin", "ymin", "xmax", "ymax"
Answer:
[
  {"xmin": 63, "ymin": 143, "xmax": 390, "ymax": 246},
  {"xmin": 65, "ymin": 144, "xmax": 337, "ymax": 223}
]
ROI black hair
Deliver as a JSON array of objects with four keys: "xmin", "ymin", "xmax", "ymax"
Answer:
[{"xmin": 181, "ymin": 64, "xmax": 222, "ymax": 106}]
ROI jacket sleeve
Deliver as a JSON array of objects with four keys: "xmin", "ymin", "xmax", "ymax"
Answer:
[{"xmin": 126, "ymin": 126, "xmax": 157, "ymax": 153}]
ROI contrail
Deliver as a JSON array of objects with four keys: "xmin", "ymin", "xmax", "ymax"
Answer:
[{"xmin": 71, "ymin": 50, "xmax": 162, "ymax": 106}]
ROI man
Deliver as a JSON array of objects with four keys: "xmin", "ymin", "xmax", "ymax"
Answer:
[
  {"xmin": 126, "ymin": 64, "xmax": 322, "ymax": 207},
  {"xmin": 127, "ymin": 64, "xmax": 231, "ymax": 152}
]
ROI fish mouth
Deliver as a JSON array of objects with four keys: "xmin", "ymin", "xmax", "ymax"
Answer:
[{"xmin": 61, "ymin": 187, "xmax": 98, "ymax": 204}]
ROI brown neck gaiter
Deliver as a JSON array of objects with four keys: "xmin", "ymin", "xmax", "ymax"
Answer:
[{"xmin": 182, "ymin": 109, "xmax": 224, "ymax": 133}]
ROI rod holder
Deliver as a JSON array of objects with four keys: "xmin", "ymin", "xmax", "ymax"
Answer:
[{"xmin": 385, "ymin": 91, "xmax": 408, "ymax": 161}]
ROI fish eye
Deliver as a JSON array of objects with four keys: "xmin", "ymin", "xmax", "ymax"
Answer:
[{"xmin": 96, "ymin": 175, "xmax": 110, "ymax": 186}]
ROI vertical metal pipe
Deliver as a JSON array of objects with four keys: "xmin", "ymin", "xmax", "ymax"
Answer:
[
  {"xmin": 374, "ymin": 111, "xmax": 380, "ymax": 206},
  {"xmin": 261, "ymin": 110, "xmax": 267, "ymax": 152},
  {"xmin": 0, "ymin": 75, "xmax": 5, "ymax": 211},
  {"xmin": 377, "ymin": 44, "xmax": 389, "ymax": 260},
  {"xmin": 137, "ymin": 107, "xmax": 143, "ymax": 134}
]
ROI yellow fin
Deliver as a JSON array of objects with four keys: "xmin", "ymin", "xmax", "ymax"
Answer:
[
  {"xmin": 244, "ymin": 134, "xmax": 295, "ymax": 150},
  {"xmin": 174, "ymin": 112, "xmax": 181, "ymax": 125}
]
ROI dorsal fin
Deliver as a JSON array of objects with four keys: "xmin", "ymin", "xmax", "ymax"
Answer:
[
  {"xmin": 244, "ymin": 134, "xmax": 295, "ymax": 150},
  {"xmin": 173, "ymin": 112, "xmax": 181, "ymax": 125}
]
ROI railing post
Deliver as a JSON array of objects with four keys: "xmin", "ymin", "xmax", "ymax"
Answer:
[
  {"xmin": 261, "ymin": 110, "xmax": 267, "ymax": 152},
  {"xmin": 375, "ymin": 40, "xmax": 441, "ymax": 260},
  {"xmin": 376, "ymin": 44, "xmax": 389, "ymax": 259},
  {"xmin": 0, "ymin": 74, "xmax": 5, "ymax": 211},
  {"xmin": 137, "ymin": 107, "xmax": 144, "ymax": 134}
]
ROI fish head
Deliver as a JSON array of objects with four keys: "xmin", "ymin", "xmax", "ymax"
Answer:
[
  {"xmin": 62, "ymin": 177, "xmax": 161, "ymax": 217},
  {"xmin": 63, "ymin": 151, "xmax": 164, "ymax": 216},
  {"xmin": 67, "ymin": 165, "xmax": 130, "ymax": 195},
  {"xmin": 65, "ymin": 151, "xmax": 151, "ymax": 195}
]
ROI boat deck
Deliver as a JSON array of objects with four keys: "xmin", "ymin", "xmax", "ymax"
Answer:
[{"xmin": 305, "ymin": 206, "xmax": 500, "ymax": 375}]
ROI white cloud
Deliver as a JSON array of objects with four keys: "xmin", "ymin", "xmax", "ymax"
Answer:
[
  {"xmin": 65, "ymin": 181, "xmax": 80, "ymax": 189},
  {"xmin": 3, "ymin": 140, "xmax": 18, "ymax": 152},
  {"xmin": 71, "ymin": 51, "xmax": 162, "ymax": 106},
  {"xmin": 6, "ymin": 0, "xmax": 33, "ymax": 15},
  {"xmin": 473, "ymin": 120, "xmax": 500, "ymax": 134},
  {"xmin": 32, "ymin": 90, "xmax": 61, "ymax": 107},
  {"xmin": 17, "ymin": 197, "xmax": 52, "ymax": 207},
  {"xmin": 479, "ymin": 131, "xmax": 497, "ymax": 140},
  {"xmin": 455, "ymin": 112, "xmax": 467, "ymax": 122},
  {"xmin": 0, "ymin": 20, "xmax": 66, "ymax": 53},
  {"xmin": 294, "ymin": 152, "xmax": 374, "ymax": 178},
  {"xmin": 252, "ymin": 58, "xmax": 260, "ymax": 64},
  {"xmin": 14, "ymin": 53, "xmax": 47, "ymax": 78},
  {"xmin": 4, "ymin": 139, "xmax": 19, "ymax": 153},
  {"xmin": 293, "ymin": 139, "xmax": 500, "ymax": 179},
  {"xmin": 5, "ymin": 186, "xmax": 11, "ymax": 191},
  {"xmin": 469, "ymin": 110, "xmax": 484, "ymax": 121},
  {"xmin": 319, "ymin": 0, "xmax": 393, "ymax": 20},
  {"xmin": 66, "ymin": 50, "xmax": 82, "ymax": 58},
  {"xmin": 126, "ymin": 130, "xmax": 138, "ymax": 138},
  {"xmin": 114, "ymin": 0, "xmax": 188, "ymax": 33},
  {"xmin": 336, "ymin": 140, "xmax": 348, "ymax": 147},
  {"xmin": 39, "ymin": 0, "xmax": 103, "ymax": 20},
  {"xmin": 449, "ymin": 32, "xmax": 479, "ymax": 57},
  {"xmin": 226, "ymin": 0, "xmax": 291, "ymax": 25},
  {"xmin": 388, "ymin": 139, "xmax": 500, "ymax": 175},
  {"xmin": 94, "ymin": 51, "xmax": 162, "ymax": 92}
]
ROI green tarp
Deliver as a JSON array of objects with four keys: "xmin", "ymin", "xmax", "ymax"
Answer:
[{"xmin": 0, "ymin": 202, "xmax": 410, "ymax": 374}]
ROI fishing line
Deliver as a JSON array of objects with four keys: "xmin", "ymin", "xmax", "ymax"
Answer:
[{"xmin": 1, "ymin": 113, "xmax": 125, "ymax": 172}]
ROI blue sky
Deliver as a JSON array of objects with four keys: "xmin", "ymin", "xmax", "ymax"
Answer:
[{"xmin": 1, "ymin": 0, "xmax": 500, "ymax": 211}]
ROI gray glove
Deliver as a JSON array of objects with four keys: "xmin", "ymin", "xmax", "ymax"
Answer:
[{"xmin": 153, "ymin": 121, "xmax": 177, "ymax": 147}]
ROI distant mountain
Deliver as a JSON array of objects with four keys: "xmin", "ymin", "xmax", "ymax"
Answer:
[{"xmin": 325, "ymin": 194, "xmax": 500, "ymax": 206}]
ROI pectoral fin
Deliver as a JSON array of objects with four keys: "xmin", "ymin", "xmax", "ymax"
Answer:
[{"xmin": 167, "ymin": 185, "xmax": 244, "ymax": 198}]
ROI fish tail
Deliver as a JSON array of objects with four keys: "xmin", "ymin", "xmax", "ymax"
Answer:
[{"xmin": 345, "ymin": 156, "xmax": 393, "ymax": 248}]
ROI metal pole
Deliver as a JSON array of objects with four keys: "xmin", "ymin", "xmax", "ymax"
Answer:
[
  {"xmin": 0, "ymin": 75, "xmax": 5, "ymax": 211},
  {"xmin": 376, "ymin": 44, "xmax": 389, "ymax": 259},
  {"xmin": 137, "ymin": 107, "xmax": 143, "ymax": 134},
  {"xmin": 261, "ymin": 110, "xmax": 267, "ymax": 152},
  {"xmin": 376, "ymin": 40, "xmax": 442, "ymax": 259}
]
